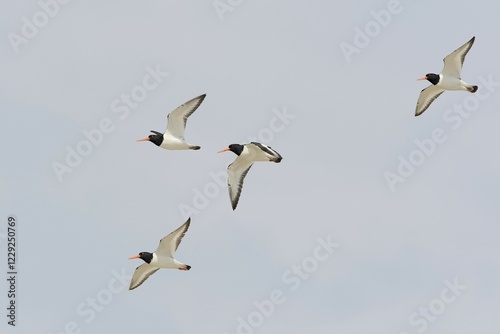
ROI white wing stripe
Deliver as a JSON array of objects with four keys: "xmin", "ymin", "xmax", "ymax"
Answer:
[
  {"xmin": 155, "ymin": 219, "xmax": 191, "ymax": 257},
  {"xmin": 165, "ymin": 94, "xmax": 206, "ymax": 139},
  {"xmin": 129, "ymin": 264, "xmax": 159, "ymax": 290},
  {"xmin": 415, "ymin": 85, "xmax": 445, "ymax": 116}
]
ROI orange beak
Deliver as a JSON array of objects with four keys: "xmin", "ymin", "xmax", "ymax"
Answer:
[
  {"xmin": 417, "ymin": 76, "xmax": 427, "ymax": 81},
  {"xmin": 128, "ymin": 255, "xmax": 140, "ymax": 260},
  {"xmin": 217, "ymin": 148, "xmax": 230, "ymax": 153},
  {"xmin": 136, "ymin": 137, "xmax": 150, "ymax": 142}
]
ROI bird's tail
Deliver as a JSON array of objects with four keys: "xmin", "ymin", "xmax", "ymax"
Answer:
[{"xmin": 468, "ymin": 85, "xmax": 478, "ymax": 93}]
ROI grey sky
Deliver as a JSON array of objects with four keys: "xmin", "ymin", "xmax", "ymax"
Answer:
[{"xmin": 2, "ymin": 1, "xmax": 500, "ymax": 333}]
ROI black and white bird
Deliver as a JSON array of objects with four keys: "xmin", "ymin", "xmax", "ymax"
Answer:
[
  {"xmin": 137, "ymin": 94, "xmax": 206, "ymax": 150},
  {"xmin": 218, "ymin": 142, "xmax": 282, "ymax": 210},
  {"xmin": 415, "ymin": 37, "xmax": 478, "ymax": 116},
  {"xmin": 128, "ymin": 218, "xmax": 191, "ymax": 290}
]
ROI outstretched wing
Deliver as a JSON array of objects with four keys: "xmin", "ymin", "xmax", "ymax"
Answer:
[
  {"xmin": 442, "ymin": 36, "xmax": 475, "ymax": 79},
  {"xmin": 165, "ymin": 94, "xmax": 206, "ymax": 139},
  {"xmin": 249, "ymin": 142, "xmax": 283, "ymax": 162},
  {"xmin": 227, "ymin": 157, "xmax": 253, "ymax": 210},
  {"xmin": 415, "ymin": 85, "xmax": 445, "ymax": 116},
  {"xmin": 155, "ymin": 218, "xmax": 191, "ymax": 257},
  {"xmin": 129, "ymin": 263, "xmax": 160, "ymax": 290}
]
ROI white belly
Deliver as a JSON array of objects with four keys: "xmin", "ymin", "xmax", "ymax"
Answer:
[
  {"xmin": 160, "ymin": 136, "xmax": 190, "ymax": 150},
  {"xmin": 242, "ymin": 146, "xmax": 273, "ymax": 162},
  {"xmin": 438, "ymin": 76, "xmax": 469, "ymax": 91},
  {"xmin": 151, "ymin": 254, "xmax": 181, "ymax": 269}
]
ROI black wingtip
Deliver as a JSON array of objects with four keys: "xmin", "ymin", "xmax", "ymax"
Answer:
[
  {"xmin": 470, "ymin": 85, "xmax": 478, "ymax": 93},
  {"xmin": 190, "ymin": 146, "xmax": 201, "ymax": 150},
  {"xmin": 196, "ymin": 94, "xmax": 206, "ymax": 102},
  {"xmin": 186, "ymin": 265, "xmax": 191, "ymax": 270}
]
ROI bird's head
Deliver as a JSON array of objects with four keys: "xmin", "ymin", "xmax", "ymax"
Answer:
[
  {"xmin": 137, "ymin": 131, "xmax": 163, "ymax": 146},
  {"xmin": 417, "ymin": 73, "xmax": 440, "ymax": 85},
  {"xmin": 128, "ymin": 252, "xmax": 153, "ymax": 264},
  {"xmin": 217, "ymin": 144, "xmax": 244, "ymax": 156}
]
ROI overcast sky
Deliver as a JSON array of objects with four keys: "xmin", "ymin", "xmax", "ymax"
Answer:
[{"xmin": 2, "ymin": 1, "xmax": 500, "ymax": 333}]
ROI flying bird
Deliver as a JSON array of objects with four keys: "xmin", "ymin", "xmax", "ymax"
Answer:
[
  {"xmin": 415, "ymin": 36, "xmax": 477, "ymax": 116},
  {"xmin": 137, "ymin": 94, "xmax": 206, "ymax": 149},
  {"xmin": 218, "ymin": 142, "xmax": 282, "ymax": 210},
  {"xmin": 128, "ymin": 218, "xmax": 191, "ymax": 290}
]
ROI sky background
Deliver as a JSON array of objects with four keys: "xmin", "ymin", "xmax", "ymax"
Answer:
[{"xmin": 2, "ymin": 1, "xmax": 500, "ymax": 333}]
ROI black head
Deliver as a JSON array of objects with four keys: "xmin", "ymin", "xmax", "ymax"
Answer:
[
  {"xmin": 422, "ymin": 73, "xmax": 440, "ymax": 85},
  {"xmin": 218, "ymin": 143, "xmax": 244, "ymax": 155},
  {"xmin": 137, "ymin": 252, "xmax": 153, "ymax": 264},
  {"xmin": 228, "ymin": 144, "xmax": 244, "ymax": 156},
  {"xmin": 147, "ymin": 131, "xmax": 164, "ymax": 146},
  {"xmin": 137, "ymin": 130, "xmax": 163, "ymax": 146}
]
